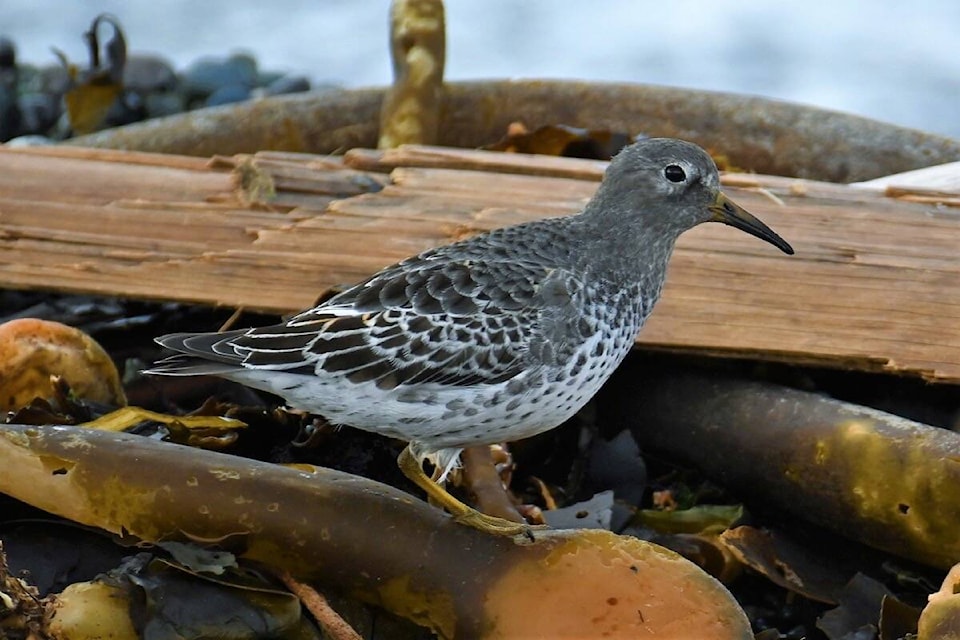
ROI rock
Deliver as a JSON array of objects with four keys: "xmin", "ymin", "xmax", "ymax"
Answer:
[
  {"xmin": 182, "ymin": 53, "xmax": 258, "ymax": 101},
  {"xmin": 123, "ymin": 54, "xmax": 177, "ymax": 93},
  {"xmin": 36, "ymin": 64, "xmax": 71, "ymax": 95},
  {"xmin": 144, "ymin": 91, "xmax": 185, "ymax": 118},
  {"xmin": 0, "ymin": 36, "xmax": 14, "ymax": 68},
  {"xmin": 102, "ymin": 90, "xmax": 147, "ymax": 128},
  {"xmin": 16, "ymin": 92, "xmax": 60, "ymax": 135},
  {"xmin": 204, "ymin": 84, "xmax": 252, "ymax": 107},
  {"xmin": 263, "ymin": 74, "xmax": 311, "ymax": 96},
  {"xmin": 0, "ymin": 36, "xmax": 20, "ymax": 141}
]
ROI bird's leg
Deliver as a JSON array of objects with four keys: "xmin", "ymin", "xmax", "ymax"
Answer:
[{"xmin": 397, "ymin": 444, "xmax": 538, "ymax": 538}]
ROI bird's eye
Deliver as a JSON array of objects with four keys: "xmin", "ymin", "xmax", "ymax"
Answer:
[{"xmin": 664, "ymin": 164, "xmax": 686, "ymax": 183}]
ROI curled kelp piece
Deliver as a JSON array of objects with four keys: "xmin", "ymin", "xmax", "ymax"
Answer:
[
  {"xmin": 58, "ymin": 14, "xmax": 131, "ymax": 135},
  {"xmin": 378, "ymin": 0, "xmax": 445, "ymax": 149}
]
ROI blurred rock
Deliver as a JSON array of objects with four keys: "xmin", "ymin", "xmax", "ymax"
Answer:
[
  {"xmin": 182, "ymin": 52, "xmax": 257, "ymax": 105},
  {"xmin": 144, "ymin": 91, "xmax": 186, "ymax": 118},
  {"xmin": 0, "ymin": 36, "xmax": 14, "ymax": 68},
  {"xmin": 0, "ymin": 36, "xmax": 20, "ymax": 141},
  {"xmin": 119, "ymin": 54, "xmax": 183, "ymax": 119},
  {"xmin": 123, "ymin": 53, "xmax": 177, "ymax": 93},
  {"xmin": 36, "ymin": 64, "xmax": 71, "ymax": 95},
  {"xmin": 263, "ymin": 74, "xmax": 311, "ymax": 96},
  {"xmin": 204, "ymin": 84, "xmax": 252, "ymax": 107},
  {"xmin": 0, "ymin": 34, "xmax": 327, "ymax": 140},
  {"xmin": 255, "ymin": 69, "xmax": 284, "ymax": 87},
  {"xmin": 16, "ymin": 92, "xmax": 60, "ymax": 135},
  {"xmin": 102, "ymin": 90, "xmax": 147, "ymax": 128}
]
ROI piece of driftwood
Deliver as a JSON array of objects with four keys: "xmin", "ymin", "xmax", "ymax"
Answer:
[
  {"xmin": 0, "ymin": 144, "xmax": 958, "ymax": 383},
  {"xmin": 66, "ymin": 80, "xmax": 960, "ymax": 182},
  {"xmin": 599, "ymin": 364, "xmax": 960, "ymax": 569}
]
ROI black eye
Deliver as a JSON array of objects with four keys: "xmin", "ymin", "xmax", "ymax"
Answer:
[{"xmin": 664, "ymin": 164, "xmax": 686, "ymax": 183}]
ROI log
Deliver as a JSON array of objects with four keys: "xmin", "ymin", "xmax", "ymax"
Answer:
[{"xmin": 0, "ymin": 144, "xmax": 958, "ymax": 382}]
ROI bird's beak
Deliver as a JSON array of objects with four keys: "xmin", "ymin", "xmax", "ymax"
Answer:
[{"xmin": 709, "ymin": 191, "xmax": 794, "ymax": 255}]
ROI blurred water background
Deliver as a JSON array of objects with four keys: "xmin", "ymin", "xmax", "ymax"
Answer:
[{"xmin": 4, "ymin": 0, "xmax": 960, "ymax": 138}]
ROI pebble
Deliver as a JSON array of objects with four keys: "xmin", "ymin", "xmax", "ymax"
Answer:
[
  {"xmin": 123, "ymin": 54, "xmax": 177, "ymax": 93},
  {"xmin": 16, "ymin": 92, "xmax": 59, "ymax": 135},
  {"xmin": 263, "ymin": 74, "xmax": 311, "ymax": 97},
  {"xmin": 182, "ymin": 53, "xmax": 258, "ymax": 101},
  {"xmin": 204, "ymin": 83, "xmax": 252, "ymax": 107}
]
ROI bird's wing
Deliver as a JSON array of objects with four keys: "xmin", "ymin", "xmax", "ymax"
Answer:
[{"xmin": 159, "ymin": 252, "xmax": 590, "ymax": 389}]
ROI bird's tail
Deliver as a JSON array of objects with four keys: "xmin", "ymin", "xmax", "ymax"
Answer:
[
  {"xmin": 143, "ymin": 354, "xmax": 242, "ymax": 377},
  {"xmin": 144, "ymin": 330, "xmax": 248, "ymax": 376}
]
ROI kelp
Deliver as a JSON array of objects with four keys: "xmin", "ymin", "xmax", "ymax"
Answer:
[{"xmin": 0, "ymin": 423, "xmax": 753, "ymax": 638}]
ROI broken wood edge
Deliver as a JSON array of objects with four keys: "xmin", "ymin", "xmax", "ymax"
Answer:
[{"xmin": 345, "ymin": 144, "xmax": 960, "ymax": 205}]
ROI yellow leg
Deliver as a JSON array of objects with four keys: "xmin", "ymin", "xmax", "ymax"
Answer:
[{"xmin": 397, "ymin": 444, "xmax": 539, "ymax": 538}]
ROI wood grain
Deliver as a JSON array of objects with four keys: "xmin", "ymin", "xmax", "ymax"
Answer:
[{"xmin": 1, "ymin": 144, "xmax": 957, "ymax": 382}]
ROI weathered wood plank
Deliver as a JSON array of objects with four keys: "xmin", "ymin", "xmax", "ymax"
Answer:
[{"xmin": 0, "ymin": 144, "xmax": 958, "ymax": 383}]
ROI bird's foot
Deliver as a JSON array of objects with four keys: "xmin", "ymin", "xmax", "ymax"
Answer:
[
  {"xmin": 453, "ymin": 508, "xmax": 546, "ymax": 539},
  {"xmin": 398, "ymin": 444, "xmax": 546, "ymax": 540}
]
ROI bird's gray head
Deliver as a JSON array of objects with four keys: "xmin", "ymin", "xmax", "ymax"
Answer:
[{"xmin": 580, "ymin": 138, "xmax": 793, "ymax": 265}]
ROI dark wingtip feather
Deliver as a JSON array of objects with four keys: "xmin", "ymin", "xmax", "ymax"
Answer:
[
  {"xmin": 154, "ymin": 332, "xmax": 193, "ymax": 351},
  {"xmin": 142, "ymin": 354, "xmax": 243, "ymax": 377},
  {"xmin": 154, "ymin": 330, "xmax": 249, "ymax": 362},
  {"xmin": 148, "ymin": 329, "xmax": 252, "ymax": 377}
]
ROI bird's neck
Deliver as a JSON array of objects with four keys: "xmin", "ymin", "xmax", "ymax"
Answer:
[{"xmin": 572, "ymin": 210, "xmax": 679, "ymax": 297}]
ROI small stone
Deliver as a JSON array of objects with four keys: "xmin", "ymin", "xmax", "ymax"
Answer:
[
  {"xmin": 0, "ymin": 37, "xmax": 15, "ymax": 68},
  {"xmin": 36, "ymin": 64, "xmax": 71, "ymax": 95},
  {"xmin": 123, "ymin": 54, "xmax": 177, "ymax": 93},
  {"xmin": 182, "ymin": 53, "xmax": 258, "ymax": 100},
  {"xmin": 144, "ymin": 92, "xmax": 185, "ymax": 118},
  {"xmin": 263, "ymin": 74, "xmax": 311, "ymax": 97},
  {"xmin": 204, "ymin": 84, "xmax": 252, "ymax": 107},
  {"xmin": 17, "ymin": 93, "xmax": 60, "ymax": 135}
]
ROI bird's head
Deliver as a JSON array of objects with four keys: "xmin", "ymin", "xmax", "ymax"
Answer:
[{"xmin": 583, "ymin": 138, "xmax": 794, "ymax": 256}]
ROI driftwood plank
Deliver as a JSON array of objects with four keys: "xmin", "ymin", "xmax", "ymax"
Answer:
[{"xmin": 0, "ymin": 144, "xmax": 958, "ymax": 383}]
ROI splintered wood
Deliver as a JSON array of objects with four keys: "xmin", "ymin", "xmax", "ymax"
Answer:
[{"xmin": 0, "ymin": 144, "xmax": 958, "ymax": 382}]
